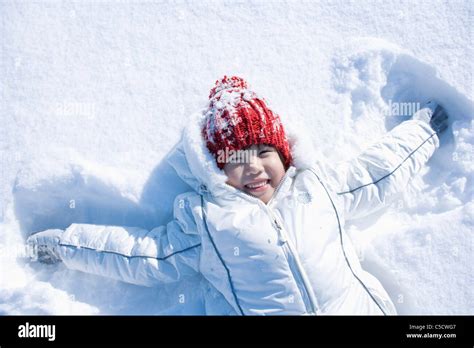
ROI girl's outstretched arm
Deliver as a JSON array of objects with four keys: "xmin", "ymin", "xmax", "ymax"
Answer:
[
  {"xmin": 321, "ymin": 103, "xmax": 448, "ymax": 221},
  {"xmin": 27, "ymin": 194, "xmax": 201, "ymax": 287}
]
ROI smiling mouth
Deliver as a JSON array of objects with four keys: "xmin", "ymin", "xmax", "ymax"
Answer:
[{"xmin": 244, "ymin": 179, "xmax": 270, "ymax": 191}]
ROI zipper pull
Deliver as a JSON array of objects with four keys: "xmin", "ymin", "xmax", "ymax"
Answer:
[{"xmin": 274, "ymin": 219, "xmax": 287, "ymax": 244}]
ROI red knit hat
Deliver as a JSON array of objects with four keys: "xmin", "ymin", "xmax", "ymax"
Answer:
[{"xmin": 202, "ymin": 76, "xmax": 292, "ymax": 170}]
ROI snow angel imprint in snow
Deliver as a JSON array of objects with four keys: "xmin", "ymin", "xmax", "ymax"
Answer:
[{"xmin": 27, "ymin": 75, "xmax": 449, "ymax": 315}]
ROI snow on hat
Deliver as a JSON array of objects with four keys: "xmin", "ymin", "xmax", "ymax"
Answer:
[{"xmin": 202, "ymin": 76, "xmax": 292, "ymax": 170}]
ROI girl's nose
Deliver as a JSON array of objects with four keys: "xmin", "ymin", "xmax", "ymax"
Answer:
[{"xmin": 247, "ymin": 155, "xmax": 263, "ymax": 174}]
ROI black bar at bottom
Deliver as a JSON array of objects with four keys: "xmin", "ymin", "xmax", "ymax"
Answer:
[{"xmin": 0, "ymin": 315, "xmax": 472, "ymax": 346}]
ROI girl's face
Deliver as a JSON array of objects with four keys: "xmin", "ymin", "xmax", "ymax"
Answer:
[{"xmin": 223, "ymin": 144, "xmax": 286, "ymax": 204}]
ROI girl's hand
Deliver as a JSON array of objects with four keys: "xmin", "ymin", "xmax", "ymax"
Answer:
[
  {"xmin": 413, "ymin": 101, "xmax": 449, "ymax": 134},
  {"xmin": 26, "ymin": 229, "xmax": 64, "ymax": 264}
]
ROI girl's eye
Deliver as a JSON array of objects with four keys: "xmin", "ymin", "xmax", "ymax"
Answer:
[{"xmin": 259, "ymin": 150, "xmax": 271, "ymax": 155}]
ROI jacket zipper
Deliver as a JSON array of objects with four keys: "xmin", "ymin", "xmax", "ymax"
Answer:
[
  {"xmin": 228, "ymin": 169, "xmax": 319, "ymax": 314},
  {"xmin": 265, "ymin": 207, "xmax": 319, "ymax": 315},
  {"xmin": 220, "ymin": 167, "xmax": 319, "ymax": 314}
]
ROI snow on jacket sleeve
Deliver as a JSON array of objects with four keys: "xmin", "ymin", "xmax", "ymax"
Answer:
[
  {"xmin": 320, "ymin": 120, "xmax": 439, "ymax": 221},
  {"xmin": 56, "ymin": 194, "xmax": 201, "ymax": 287}
]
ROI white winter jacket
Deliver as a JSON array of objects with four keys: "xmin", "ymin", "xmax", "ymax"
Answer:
[{"xmin": 56, "ymin": 116, "xmax": 439, "ymax": 315}]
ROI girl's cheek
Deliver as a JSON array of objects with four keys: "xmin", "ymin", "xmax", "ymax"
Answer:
[{"xmin": 225, "ymin": 167, "xmax": 245, "ymax": 189}]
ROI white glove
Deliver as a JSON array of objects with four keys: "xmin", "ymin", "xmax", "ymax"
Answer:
[
  {"xmin": 412, "ymin": 100, "xmax": 449, "ymax": 134},
  {"xmin": 26, "ymin": 229, "xmax": 64, "ymax": 264}
]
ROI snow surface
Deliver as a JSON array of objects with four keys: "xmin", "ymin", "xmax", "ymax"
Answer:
[{"xmin": 1, "ymin": 0, "xmax": 472, "ymax": 314}]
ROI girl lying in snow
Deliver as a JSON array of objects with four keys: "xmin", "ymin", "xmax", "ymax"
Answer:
[{"xmin": 27, "ymin": 76, "xmax": 449, "ymax": 315}]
